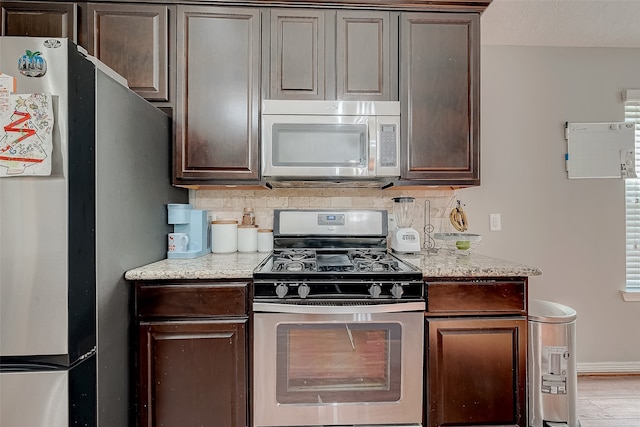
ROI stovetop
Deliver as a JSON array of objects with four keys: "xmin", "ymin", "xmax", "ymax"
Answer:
[
  {"xmin": 253, "ymin": 209, "xmax": 424, "ymax": 301},
  {"xmin": 255, "ymin": 247, "xmax": 422, "ymax": 280},
  {"xmin": 263, "ymin": 248, "xmax": 416, "ymax": 273}
]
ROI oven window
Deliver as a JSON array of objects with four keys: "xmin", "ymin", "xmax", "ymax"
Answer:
[
  {"xmin": 276, "ymin": 322, "xmax": 401, "ymax": 404},
  {"xmin": 271, "ymin": 123, "xmax": 367, "ymax": 167}
]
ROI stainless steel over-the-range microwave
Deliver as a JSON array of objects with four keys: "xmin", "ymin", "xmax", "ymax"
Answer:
[{"xmin": 261, "ymin": 100, "xmax": 401, "ymax": 180}]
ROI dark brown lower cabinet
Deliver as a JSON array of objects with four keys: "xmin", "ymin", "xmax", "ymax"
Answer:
[
  {"xmin": 134, "ymin": 281, "xmax": 248, "ymax": 427},
  {"xmin": 426, "ymin": 317, "xmax": 527, "ymax": 427},
  {"xmin": 138, "ymin": 320, "xmax": 246, "ymax": 427},
  {"xmin": 425, "ymin": 278, "xmax": 528, "ymax": 427}
]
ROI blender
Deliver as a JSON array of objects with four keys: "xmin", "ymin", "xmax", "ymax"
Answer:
[{"xmin": 390, "ymin": 197, "xmax": 421, "ymax": 253}]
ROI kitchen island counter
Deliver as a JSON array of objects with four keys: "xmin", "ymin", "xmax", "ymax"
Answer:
[{"xmin": 125, "ymin": 250, "xmax": 541, "ymax": 281}]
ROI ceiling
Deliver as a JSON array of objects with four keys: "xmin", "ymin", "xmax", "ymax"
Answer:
[{"xmin": 481, "ymin": 0, "xmax": 640, "ymax": 47}]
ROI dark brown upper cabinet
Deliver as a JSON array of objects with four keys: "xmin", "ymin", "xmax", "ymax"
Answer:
[
  {"xmin": 336, "ymin": 10, "xmax": 397, "ymax": 101},
  {"xmin": 0, "ymin": 1, "xmax": 77, "ymax": 41},
  {"xmin": 173, "ymin": 5, "xmax": 261, "ymax": 185},
  {"xmin": 265, "ymin": 8, "xmax": 397, "ymax": 101},
  {"xmin": 87, "ymin": 3, "xmax": 172, "ymax": 103},
  {"xmin": 399, "ymin": 12, "xmax": 480, "ymax": 186},
  {"xmin": 266, "ymin": 8, "xmax": 327, "ymax": 100}
]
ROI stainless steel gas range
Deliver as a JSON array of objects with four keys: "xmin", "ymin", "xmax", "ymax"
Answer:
[{"xmin": 252, "ymin": 209, "xmax": 425, "ymax": 427}]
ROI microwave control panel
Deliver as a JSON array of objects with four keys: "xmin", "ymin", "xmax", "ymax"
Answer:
[{"xmin": 379, "ymin": 124, "xmax": 398, "ymax": 167}]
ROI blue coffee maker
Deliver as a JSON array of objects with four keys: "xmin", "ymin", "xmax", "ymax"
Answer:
[{"xmin": 167, "ymin": 204, "xmax": 212, "ymax": 258}]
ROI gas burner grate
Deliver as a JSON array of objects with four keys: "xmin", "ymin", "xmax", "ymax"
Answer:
[
  {"xmin": 349, "ymin": 249, "xmax": 400, "ymax": 272},
  {"xmin": 277, "ymin": 249, "xmax": 316, "ymax": 260},
  {"xmin": 268, "ymin": 248, "xmax": 408, "ymax": 273},
  {"xmin": 348, "ymin": 249, "xmax": 388, "ymax": 260},
  {"xmin": 272, "ymin": 249, "xmax": 317, "ymax": 272},
  {"xmin": 354, "ymin": 260, "xmax": 399, "ymax": 272}
]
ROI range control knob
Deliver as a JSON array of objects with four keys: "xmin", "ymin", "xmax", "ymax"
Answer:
[
  {"xmin": 275, "ymin": 283, "xmax": 288, "ymax": 299},
  {"xmin": 298, "ymin": 283, "xmax": 310, "ymax": 299},
  {"xmin": 369, "ymin": 283, "xmax": 382, "ymax": 298},
  {"xmin": 391, "ymin": 283, "xmax": 404, "ymax": 299}
]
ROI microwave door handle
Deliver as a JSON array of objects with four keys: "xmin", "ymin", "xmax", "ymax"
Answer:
[{"xmin": 369, "ymin": 117, "xmax": 377, "ymax": 176}]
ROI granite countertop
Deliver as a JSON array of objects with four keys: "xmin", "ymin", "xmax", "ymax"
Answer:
[
  {"xmin": 397, "ymin": 251, "xmax": 542, "ymax": 278},
  {"xmin": 125, "ymin": 250, "xmax": 542, "ymax": 281}
]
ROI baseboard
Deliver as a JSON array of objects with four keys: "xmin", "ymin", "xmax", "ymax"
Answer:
[{"xmin": 577, "ymin": 361, "xmax": 640, "ymax": 374}]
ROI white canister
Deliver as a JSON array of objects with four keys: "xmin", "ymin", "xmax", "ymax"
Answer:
[
  {"xmin": 237, "ymin": 225, "xmax": 258, "ymax": 253},
  {"xmin": 257, "ymin": 228, "xmax": 274, "ymax": 252},
  {"xmin": 211, "ymin": 220, "xmax": 238, "ymax": 253}
]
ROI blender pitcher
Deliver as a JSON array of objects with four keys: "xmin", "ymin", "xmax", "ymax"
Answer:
[
  {"xmin": 390, "ymin": 197, "xmax": 421, "ymax": 253},
  {"xmin": 393, "ymin": 197, "xmax": 415, "ymax": 228}
]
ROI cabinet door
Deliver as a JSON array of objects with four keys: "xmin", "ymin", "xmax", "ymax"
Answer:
[
  {"xmin": 426, "ymin": 317, "xmax": 527, "ymax": 427},
  {"xmin": 0, "ymin": 1, "xmax": 76, "ymax": 40},
  {"xmin": 87, "ymin": 3, "xmax": 171, "ymax": 102},
  {"xmin": 268, "ymin": 9, "xmax": 327, "ymax": 100},
  {"xmin": 400, "ymin": 13, "xmax": 480, "ymax": 185},
  {"xmin": 336, "ymin": 10, "xmax": 396, "ymax": 101},
  {"xmin": 138, "ymin": 320, "xmax": 247, "ymax": 427},
  {"xmin": 174, "ymin": 5, "xmax": 260, "ymax": 183}
]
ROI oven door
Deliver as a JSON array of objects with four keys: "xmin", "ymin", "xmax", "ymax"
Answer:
[{"xmin": 253, "ymin": 302, "xmax": 424, "ymax": 427}]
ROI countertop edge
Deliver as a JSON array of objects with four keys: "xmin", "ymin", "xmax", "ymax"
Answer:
[{"xmin": 125, "ymin": 251, "xmax": 541, "ymax": 281}]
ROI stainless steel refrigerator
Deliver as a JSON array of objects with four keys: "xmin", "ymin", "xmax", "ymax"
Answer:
[{"xmin": 0, "ymin": 37, "xmax": 188, "ymax": 426}]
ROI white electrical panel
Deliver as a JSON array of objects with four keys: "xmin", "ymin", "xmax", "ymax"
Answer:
[{"xmin": 565, "ymin": 122, "xmax": 636, "ymax": 179}]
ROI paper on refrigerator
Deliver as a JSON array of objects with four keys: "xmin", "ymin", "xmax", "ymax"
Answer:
[
  {"xmin": 0, "ymin": 73, "xmax": 17, "ymax": 116},
  {"xmin": 0, "ymin": 92, "xmax": 54, "ymax": 176}
]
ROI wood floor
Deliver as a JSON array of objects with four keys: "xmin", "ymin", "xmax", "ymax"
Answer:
[{"xmin": 577, "ymin": 375, "xmax": 640, "ymax": 426}]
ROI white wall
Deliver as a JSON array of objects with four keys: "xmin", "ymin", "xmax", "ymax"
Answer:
[{"xmin": 460, "ymin": 45, "xmax": 640, "ymax": 370}]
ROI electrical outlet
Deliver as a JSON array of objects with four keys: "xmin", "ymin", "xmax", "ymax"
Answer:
[{"xmin": 489, "ymin": 213, "xmax": 502, "ymax": 231}]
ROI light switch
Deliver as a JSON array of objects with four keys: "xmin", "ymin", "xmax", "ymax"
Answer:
[{"xmin": 489, "ymin": 213, "xmax": 501, "ymax": 231}]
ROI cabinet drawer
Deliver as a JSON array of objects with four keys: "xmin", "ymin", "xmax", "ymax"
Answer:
[
  {"xmin": 136, "ymin": 282, "xmax": 247, "ymax": 318},
  {"xmin": 426, "ymin": 280, "xmax": 526, "ymax": 314}
]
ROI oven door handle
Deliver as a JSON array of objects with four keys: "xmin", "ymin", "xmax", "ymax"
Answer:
[{"xmin": 252, "ymin": 301, "xmax": 425, "ymax": 314}]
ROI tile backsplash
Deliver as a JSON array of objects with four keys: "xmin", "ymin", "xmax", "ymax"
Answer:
[{"xmin": 191, "ymin": 187, "xmax": 463, "ymax": 249}]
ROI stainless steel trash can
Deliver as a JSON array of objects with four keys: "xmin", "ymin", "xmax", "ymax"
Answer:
[{"xmin": 528, "ymin": 299, "xmax": 580, "ymax": 427}]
